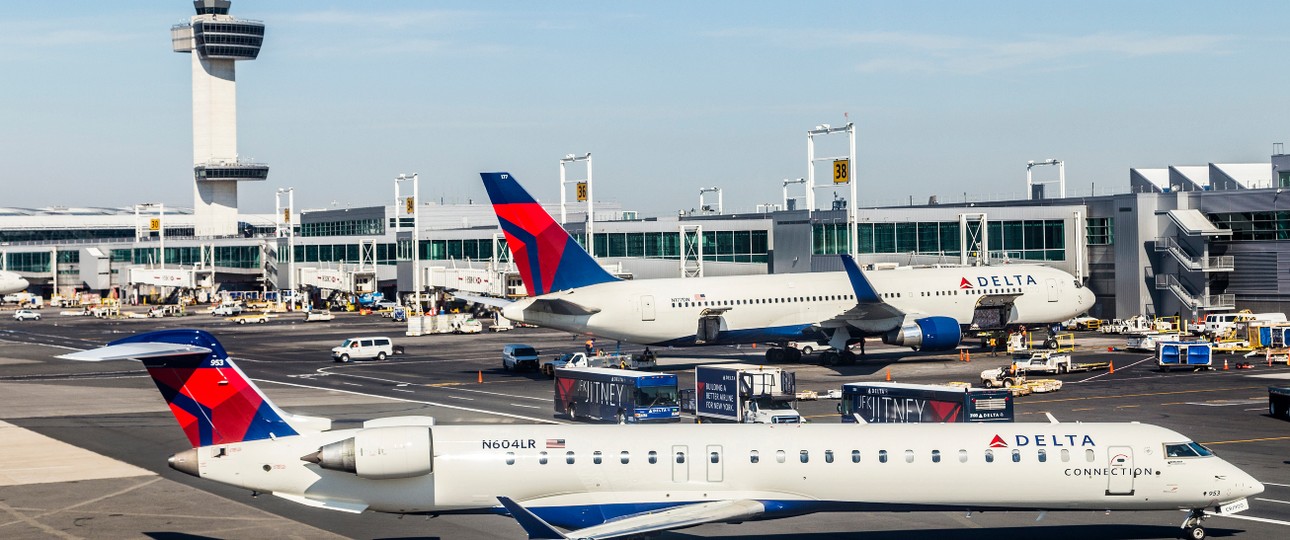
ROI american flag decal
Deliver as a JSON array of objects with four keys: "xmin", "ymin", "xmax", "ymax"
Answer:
[
  {"xmin": 693, "ymin": 293, "xmax": 706, "ymax": 300},
  {"xmin": 546, "ymin": 438, "xmax": 566, "ymax": 449}
]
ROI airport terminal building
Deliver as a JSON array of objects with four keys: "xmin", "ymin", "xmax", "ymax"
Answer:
[{"xmin": 4, "ymin": 153, "xmax": 1290, "ymax": 322}]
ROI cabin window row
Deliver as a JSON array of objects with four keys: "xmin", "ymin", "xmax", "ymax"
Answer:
[
  {"xmin": 672, "ymin": 294, "xmax": 855, "ymax": 309},
  {"xmin": 919, "ymin": 287, "xmax": 1022, "ymax": 297},
  {"xmin": 501, "ymin": 447, "xmax": 1098, "ymax": 466}
]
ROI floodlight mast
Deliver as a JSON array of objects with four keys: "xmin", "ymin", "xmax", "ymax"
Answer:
[
  {"xmin": 699, "ymin": 187, "xmax": 723, "ymax": 213},
  {"xmin": 1026, "ymin": 159, "xmax": 1065, "ymax": 200},
  {"xmin": 807, "ymin": 122, "xmax": 857, "ymax": 256},
  {"xmin": 395, "ymin": 173, "xmax": 419, "ymax": 312},
  {"xmin": 559, "ymin": 153, "xmax": 594, "ymax": 253}
]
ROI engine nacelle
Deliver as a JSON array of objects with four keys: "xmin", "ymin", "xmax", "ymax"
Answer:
[
  {"xmin": 308, "ymin": 426, "xmax": 433, "ymax": 480},
  {"xmin": 883, "ymin": 316, "xmax": 961, "ymax": 351}
]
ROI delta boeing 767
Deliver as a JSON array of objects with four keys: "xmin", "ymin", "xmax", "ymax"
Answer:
[
  {"xmin": 474, "ymin": 172, "xmax": 1095, "ymax": 364},
  {"xmin": 64, "ymin": 329, "xmax": 1260, "ymax": 539}
]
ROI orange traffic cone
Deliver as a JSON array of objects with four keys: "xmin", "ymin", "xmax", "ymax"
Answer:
[
  {"xmin": 965, "ymin": 350, "xmax": 971, "ymax": 363},
  {"xmin": 1108, "ymin": 361, "xmax": 1115, "ymax": 374},
  {"xmin": 477, "ymin": 370, "xmax": 483, "ymax": 383},
  {"xmin": 1223, "ymin": 359, "xmax": 1229, "ymax": 371},
  {"xmin": 885, "ymin": 369, "xmax": 892, "ymax": 382},
  {"xmin": 1269, "ymin": 351, "xmax": 1274, "ymax": 367}
]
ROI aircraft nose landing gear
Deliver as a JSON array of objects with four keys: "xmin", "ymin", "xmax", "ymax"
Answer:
[{"xmin": 1180, "ymin": 508, "xmax": 1207, "ymax": 540}]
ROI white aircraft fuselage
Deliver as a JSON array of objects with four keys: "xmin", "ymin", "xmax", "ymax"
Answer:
[
  {"xmin": 0, "ymin": 270, "xmax": 30, "ymax": 295},
  {"xmin": 187, "ymin": 421, "xmax": 1260, "ymax": 528},
  {"xmin": 502, "ymin": 264, "xmax": 1095, "ymax": 346}
]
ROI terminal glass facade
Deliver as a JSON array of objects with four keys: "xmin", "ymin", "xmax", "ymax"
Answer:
[
  {"xmin": 1208, "ymin": 211, "xmax": 1290, "ymax": 241},
  {"xmin": 6, "ymin": 252, "xmax": 51, "ymax": 272},
  {"xmin": 301, "ymin": 218, "xmax": 384, "ymax": 238},
  {"xmin": 591, "ymin": 231, "xmax": 767, "ymax": 263},
  {"xmin": 813, "ymin": 219, "xmax": 1066, "ymax": 261},
  {"xmin": 1086, "ymin": 217, "xmax": 1114, "ymax": 245}
]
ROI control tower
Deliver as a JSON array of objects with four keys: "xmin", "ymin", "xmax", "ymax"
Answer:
[{"xmin": 171, "ymin": 0, "xmax": 268, "ymax": 236}]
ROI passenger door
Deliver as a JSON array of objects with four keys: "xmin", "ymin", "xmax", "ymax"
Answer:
[
  {"xmin": 1046, "ymin": 278, "xmax": 1059, "ymax": 302},
  {"xmin": 1106, "ymin": 446, "xmax": 1135, "ymax": 496},
  {"xmin": 641, "ymin": 295, "xmax": 656, "ymax": 321}
]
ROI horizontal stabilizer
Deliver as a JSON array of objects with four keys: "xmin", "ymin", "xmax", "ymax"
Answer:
[
  {"xmin": 451, "ymin": 292, "xmax": 513, "ymax": 309},
  {"xmin": 572, "ymin": 499, "xmax": 766, "ymax": 539},
  {"xmin": 58, "ymin": 342, "xmax": 212, "ymax": 362}
]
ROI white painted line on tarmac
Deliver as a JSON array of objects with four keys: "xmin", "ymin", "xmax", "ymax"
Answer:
[
  {"xmin": 509, "ymin": 403, "xmax": 542, "ymax": 409},
  {"xmin": 439, "ymin": 386, "xmax": 549, "ymax": 402},
  {"xmin": 1075, "ymin": 357, "xmax": 1153, "ymax": 383},
  {"xmin": 254, "ymin": 378, "xmax": 562, "ymax": 424},
  {"xmin": 445, "ymin": 395, "xmax": 474, "ymax": 401},
  {"xmin": 390, "ymin": 388, "xmax": 414, "ymax": 393},
  {"xmin": 1208, "ymin": 512, "xmax": 1290, "ymax": 527},
  {"xmin": 1263, "ymin": 482, "xmax": 1290, "ymax": 488},
  {"xmin": 1255, "ymin": 497, "xmax": 1290, "ymax": 506}
]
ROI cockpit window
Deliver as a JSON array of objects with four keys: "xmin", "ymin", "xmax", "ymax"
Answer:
[{"xmin": 1165, "ymin": 442, "xmax": 1214, "ymax": 458}]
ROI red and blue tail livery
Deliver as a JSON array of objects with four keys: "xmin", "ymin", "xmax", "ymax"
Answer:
[
  {"xmin": 482, "ymin": 172, "xmax": 618, "ymax": 296},
  {"xmin": 106, "ymin": 329, "xmax": 299, "ymax": 447}
]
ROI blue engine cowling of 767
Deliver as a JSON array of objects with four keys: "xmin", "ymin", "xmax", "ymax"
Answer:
[{"xmin": 883, "ymin": 316, "xmax": 961, "ymax": 351}]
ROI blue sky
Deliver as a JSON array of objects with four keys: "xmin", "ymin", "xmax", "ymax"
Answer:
[{"xmin": 2, "ymin": 1, "xmax": 1288, "ymax": 214}]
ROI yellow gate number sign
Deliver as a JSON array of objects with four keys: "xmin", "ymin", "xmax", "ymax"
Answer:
[
  {"xmin": 405, "ymin": 196, "xmax": 415, "ymax": 214},
  {"xmin": 833, "ymin": 159, "xmax": 850, "ymax": 184},
  {"xmin": 576, "ymin": 182, "xmax": 588, "ymax": 202},
  {"xmin": 149, "ymin": 218, "xmax": 161, "ymax": 231},
  {"xmin": 282, "ymin": 208, "xmax": 291, "ymax": 223}
]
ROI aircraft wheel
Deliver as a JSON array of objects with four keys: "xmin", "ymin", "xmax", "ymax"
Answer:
[
  {"xmin": 840, "ymin": 350, "xmax": 858, "ymax": 365},
  {"xmin": 820, "ymin": 352, "xmax": 837, "ymax": 366},
  {"xmin": 766, "ymin": 348, "xmax": 784, "ymax": 363},
  {"xmin": 1045, "ymin": 339, "xmax": 1058, "ymax": 349},
  {"xmin": 785, "ymin": 348, "xmax": 802, "ymax": 363},
  {"xmin": 1187, "ymin": 525, "xmax": 1206, "ymax": 540}
]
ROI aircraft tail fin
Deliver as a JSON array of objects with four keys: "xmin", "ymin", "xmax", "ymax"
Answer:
[
  {"xmin": 60, "ymin": 329, "xmax": 328, "ymax": 447},
  {"xmin": 481, "ymin": 172, "xmax": 618, "ymax": 296}
]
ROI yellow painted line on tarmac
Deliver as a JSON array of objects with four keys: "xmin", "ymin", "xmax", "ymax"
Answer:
[
  {"xmin": 1025, "ymin": 385, "xmax": 1266, "ymax": 405},
  {"xmin": 1115, "ymin": 404, "xmax": 1140, "ymax": 409},
  {"xmin": 1202, "ymin": 435, "xmax": 1290, "ymax": 446},
  {"xmin": 1070, "ymin": 407, "xmax": 1095, "ymax": 411},
  {"xmin": 426, "ymin": 382, "xmax": 465, "ymax": 387}
]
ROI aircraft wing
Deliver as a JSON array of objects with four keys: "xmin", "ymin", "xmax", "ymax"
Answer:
[
  {"xmin": 817, "ymin": 254, "xmax": 909, "ymax": 331},
  {"xmin": 498, "ymin": 497, "xmax": 765, "ymax": 540}
]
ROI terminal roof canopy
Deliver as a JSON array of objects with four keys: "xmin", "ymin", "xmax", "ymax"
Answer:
[{"xmin": 1168, "ymin": 209, "xmax": 1230, "ymax": 236}]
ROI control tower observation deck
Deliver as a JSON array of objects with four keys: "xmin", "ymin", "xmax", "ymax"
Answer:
[{"xmin": 171, "ymin": 0, "xmax": 268, "ymax": 237}]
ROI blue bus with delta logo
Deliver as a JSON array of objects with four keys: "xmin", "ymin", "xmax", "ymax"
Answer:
[{"xmin": 554, "ymin": 367, "xmax": 680, "ymax": 424}]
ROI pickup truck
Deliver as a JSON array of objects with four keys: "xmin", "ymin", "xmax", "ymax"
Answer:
[
  {"xmin": 303, "ymin": 310, "xmax": 335, "ymax": 322},
  {"xmin": 229, "ymin": 313, "xmax": 271, "ymax": 324},
  {"xmin": 541, "ymin": 351, "xmax": 656, "ymax": 378},
  {"xmin": 980, "ymin": 352, "xmax": 1107, "ymax": 387}
]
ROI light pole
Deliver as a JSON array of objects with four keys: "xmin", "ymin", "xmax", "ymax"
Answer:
[
  {"xmin": 807, "ymin": 122, "xmax": 857, "ymax": 255},
  {"xmin": 699, "ymin": 187, "xmax": 723, "ymax": 214},
  {"xmin": 782, "ymin": 178, "xmax": 806, "ymax": 211},
  {"xmin": 275, "ymin": 187, "xmax": 294, "ymax": 309},
  {"xmin": 560, "ymin": 153, "xmax": 594, "ymax": 251},
  {"xmin": 395, "ymin": 173, "xmax": 420, "ymax": 312}
]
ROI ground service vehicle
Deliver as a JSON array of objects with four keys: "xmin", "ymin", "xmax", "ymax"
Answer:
[
  {"xmin": 554, "ymin": 367, "xmax": 680, "ymax": 423},
  {"xmin": 839, "ymin": 382, "xmax": 1013, "ymax": 423},
  {"xmin": 304, "ymin": 310, "xmax": 335, "ymax": 322},
  {"xmin": 211, "ymin": 303, "xmax": 244, "ymax": 316},
  {"xmin": 12, "ymin": 309, "xmax": 40, "ymax": 321},
  {"xmin": 1157, "ymin": 341, "xmax": 1213, "ymax": 372},
  {"xmin": 331, "ymin": 337, "xmax": 395, "ymax": 362},
  {"xmin": 1009, "ymin": 351, "xmax": 1073, "ymax": 374},
  {"xmin": 501, "ymin": 344, "xmax": 540, "ymax": 371},
  {"xmin": 1271, "ymin": 386, "xmax": 1290, "ymax": 419},
  {"xmin": 695, "ymin": 364, "xmax": 801, "ymax": 424}
]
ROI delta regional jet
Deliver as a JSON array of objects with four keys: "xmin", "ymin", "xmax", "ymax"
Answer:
[
  {"xmin": 65, "ymin": 329, "xmax": 1261, "ymax": 540},
  {"xmin": 478, "ymin": 172, "xmax": 1095, "ymax": 364}
]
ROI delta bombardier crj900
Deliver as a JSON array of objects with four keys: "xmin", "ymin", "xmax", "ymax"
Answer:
[
  {"xmin": 476, "ymin": 172, "xmax": 1095, "ymax": 363},
  {"xmin": 65, "ymin": 329, "xmax": 1260, "ymax": 540}
]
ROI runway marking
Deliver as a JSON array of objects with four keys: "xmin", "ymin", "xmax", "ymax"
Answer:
[
  {"xmin": 1025, "ymin": 385, "xmax": 1268, "ymax": 405},
  {"xmin": 255, "ymin": 379, "xmax": 561, "ymax": 424},
  {"xmin": 1070, "ymin": 407, "xmax": 1094, "ymax": 411},
  {"xmin": 434, "ymin": 385, "xmax": 550, "ymax": 402},
  {"xmin": 1185, "ymin": 399, "xmax": 1264, "ymax": 407},
  {"xmin": 509, "ymin": 403, "xmax": 541, "ymax": 409},
  {"xmin": 1114, "ymin": 404, "xmax": 1140, "ymax": 409},
  {"xmin": 1207, "ymin": 511, "xmax": 1290, "ymax": 527},
  {"xmin": 1263, "ymin": 482, "xmax": 1290, "ymax": 488},
  {"xmin": 1255, "ymin": 497, "xmax": 1290, "ymax": 506},
  {"xmin": 1074, "ymin": 357, "xmax": 1152, "ymax": 382},
  {"xmin": 1201, "ymin": 435, "xmax": 1290, "ymax": 446},
  {"xmin": 0, "ymin": 499, "xmax": 81, "ymax": 539},
  {"xmin": 390, "ymin": 388, "xmax": 414, "ymax": 393},
  {"xmin": 445, "ymin": 395, "xmax": 474, "ymax": 401}
]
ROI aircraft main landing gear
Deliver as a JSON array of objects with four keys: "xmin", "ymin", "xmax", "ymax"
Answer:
[{"xmin": 1180, "ymin": 508, "xmax": 1207, "ymax": 540}]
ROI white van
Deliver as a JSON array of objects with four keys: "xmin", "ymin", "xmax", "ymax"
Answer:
[
  {"xmin": 332, "ymin": 336, "xmax": 395, "ymax": 362},
  {"xmin": 501, "ymin": 344, "xmax": 540, "ymax": 371}
]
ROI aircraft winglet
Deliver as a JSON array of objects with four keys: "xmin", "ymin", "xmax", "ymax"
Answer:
[
  {"xmin": 497, "ymin": 497, "xmax": 569, "ymax": 540},
  {"xmin": 840, "ymin": 254, "xmax": 881, "ymax": 303}
]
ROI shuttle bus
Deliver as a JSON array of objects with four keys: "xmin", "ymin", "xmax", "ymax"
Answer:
[
  {"xmin": 839, "ymin": 382, "xmax": 1013, "ymax": 423},
  {"xmin": 554, "ymin": 367, "xmax": 680, "ymax": 424}
]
